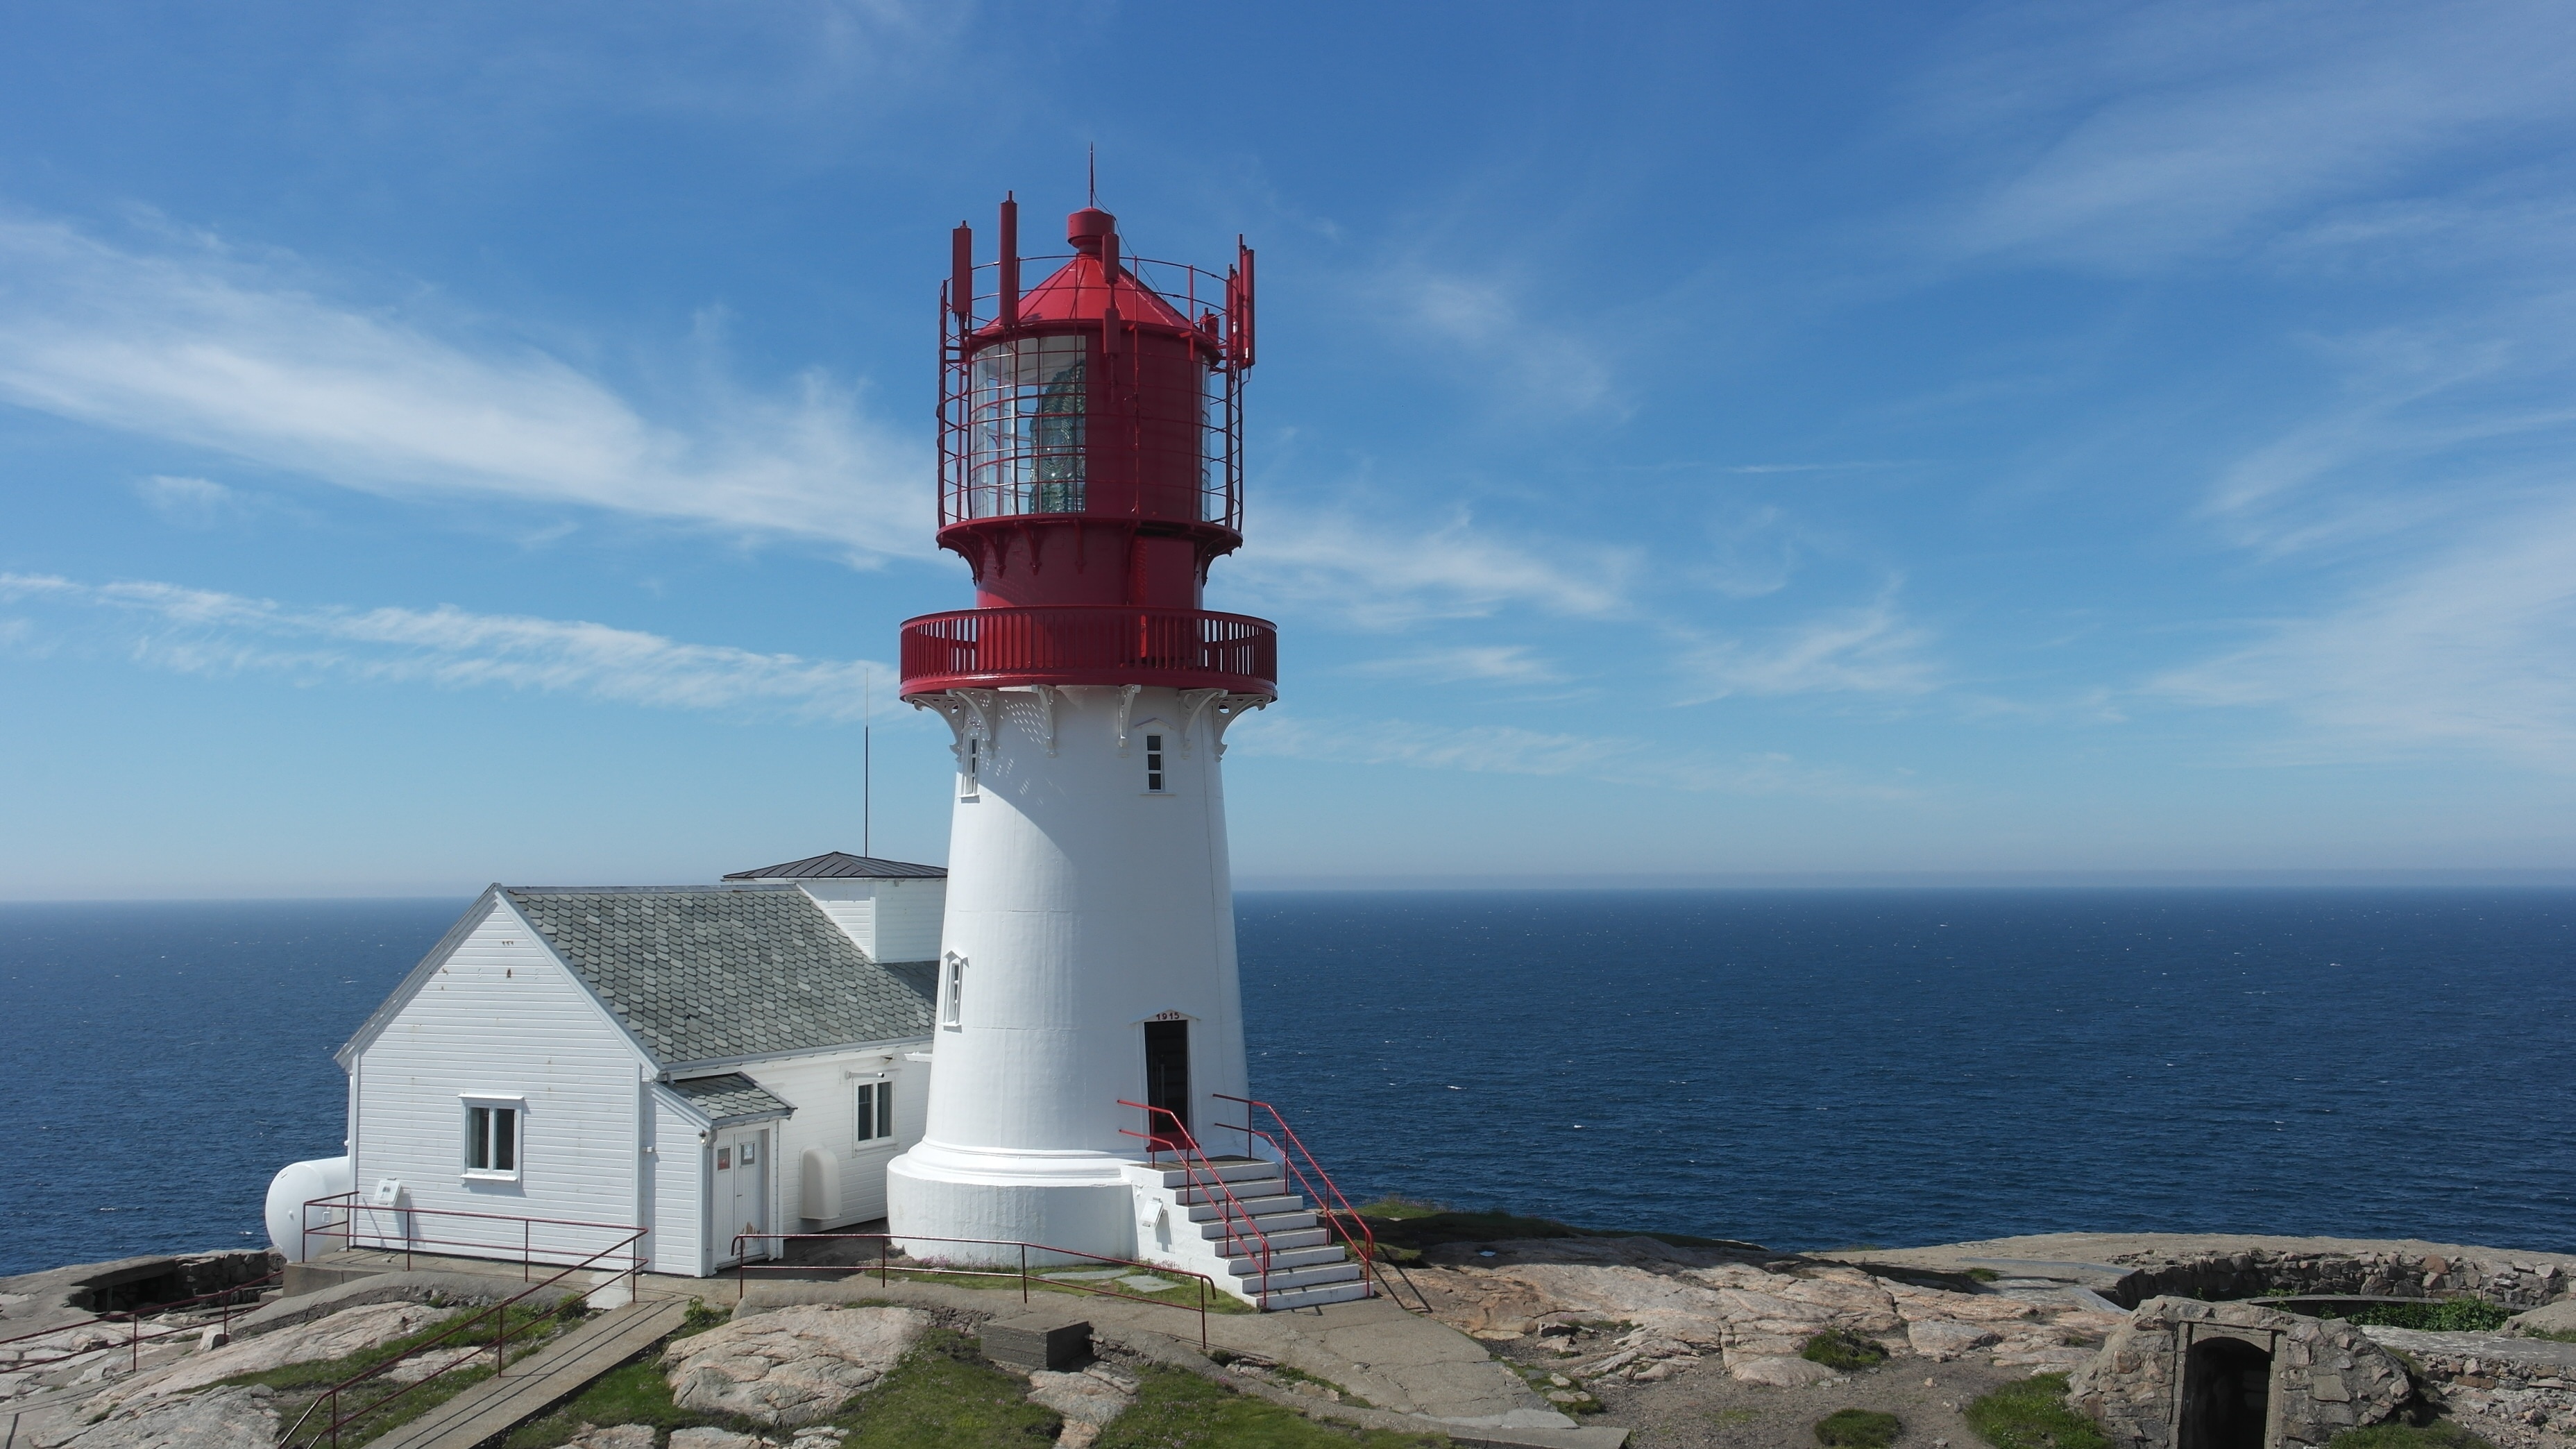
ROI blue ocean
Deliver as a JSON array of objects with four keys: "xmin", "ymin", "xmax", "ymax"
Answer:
[{"xmin": 3, "ymin": 890, "xmax": 2570, "ymax": 1278}]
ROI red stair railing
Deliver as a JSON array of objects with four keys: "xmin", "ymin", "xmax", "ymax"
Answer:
[
  {"xmin": 1118, "ymin": 1099, "xmax": 1275, "ymax": 1310},
  {"xmin": 1216, "ymin": 1093, "xmax": 1403, "ymax": 1306}
]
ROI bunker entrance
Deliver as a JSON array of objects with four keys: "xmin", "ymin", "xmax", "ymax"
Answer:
[{"xmin": 2181, "ymin": 1337, "xmax": 2273, "ymax": 1449}]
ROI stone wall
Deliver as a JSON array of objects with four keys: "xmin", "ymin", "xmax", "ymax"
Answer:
[
  {"xmin": 2113, "ymin": 1251, "xmax": 2569, "ymax": 1311},
  {"xmin": 2069, "ymin": 1297, "xmax": 2412, "ymax": 1449}
]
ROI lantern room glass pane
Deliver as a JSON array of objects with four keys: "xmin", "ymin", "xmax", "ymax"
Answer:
[{"xmin": 967, "ymin": 334, "xmax": 1087, "ymax": 517}]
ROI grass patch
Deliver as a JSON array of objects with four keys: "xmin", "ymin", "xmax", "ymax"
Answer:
[
  {"xmin": 1713, "ymin": 1407, "xmax": 1762, "ymax": 1427},
  {"xmin": 2330, "ymin": 1425, "xmax": 2494, "ymax": 1449},
  {"xmin": 2319, "ymin": 1300, "xmax": 2513, "ymax": 1333},
  {"xmin": 1969, "ymin": 1269, "xmax": 2001, "ymax": 1283},
  {"xmin": 1804, "ymin": 1329, "xmax": 1889, "ymax": 1371},
  {"xmin": 1817, "ymin": 1408, "xmax": 1904, "ymax": 1448},
  {"xmin": 1966, "ymin": 1373, "xmax": 2112, "ymax": 1449},
  {"xmin": 1095, "ymin": 1364, "xmax": 1446, "ymax": 1448},
  {"xmin": 513, "ymin": 1327, "xmax": 1060, "ymax": 1449},
  {"xmin": 2518, "ymin": 1328, "xmax": 2576, "ymax": 1344}
]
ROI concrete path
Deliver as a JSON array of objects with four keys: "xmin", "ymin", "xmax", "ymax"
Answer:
[{"xmin": 348, "ymin": 1296, "xmax": 688, "ymax": 1449}]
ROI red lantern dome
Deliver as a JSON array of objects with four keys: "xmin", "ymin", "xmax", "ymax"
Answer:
[{"xmin": 899, "ymin": 195, "xmax": 1274, "ymax": 698}]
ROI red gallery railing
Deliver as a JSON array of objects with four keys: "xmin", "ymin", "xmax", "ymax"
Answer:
[{"xmin": 900, "ymin": 605, "xmax": 1276, "ymax": 696}]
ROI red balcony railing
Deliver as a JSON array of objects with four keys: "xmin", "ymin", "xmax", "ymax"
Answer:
[{"xmin": 899, "ymin": 606, "xmax": 1277, "ymax": 697}]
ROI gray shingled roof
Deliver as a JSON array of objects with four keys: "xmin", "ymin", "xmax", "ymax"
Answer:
[
  {"xmin": 502, "ymin": 886, "xmax": 933, "ymax": 1065},
  {"xmin": 666, "ymin": 1072, "xmax": 793, "ymax": 1124},
  {"xmin": 723, "ymin": 851, "xmax": 947, "ymax": 881}
]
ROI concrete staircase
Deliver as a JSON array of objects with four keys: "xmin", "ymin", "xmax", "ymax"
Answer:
[{"xmin": 1123, "ymin": 1155, "xmax": 1372, "ymax": 1310}]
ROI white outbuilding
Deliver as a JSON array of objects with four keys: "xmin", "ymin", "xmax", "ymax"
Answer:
[{"xmin": 285, "ymin": 852, "xmax": 947, "ymax": 1278}]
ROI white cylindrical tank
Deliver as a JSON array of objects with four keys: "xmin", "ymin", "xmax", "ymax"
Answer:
[
  {"xmin": 888, "ymin": 684, "xmax": 1252, "ymax": 1263},
  {"xmin": 264, "ymin": 1155, "xmax": 355, "ymax": 1262}
]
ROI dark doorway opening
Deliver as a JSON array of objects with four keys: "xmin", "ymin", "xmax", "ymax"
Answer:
[
  {"xmin": 1144, "ymin": 1019, "xmax": 1192, "ymax": 1146},
  {"xmin": 2181, "ymin": 1337, "xmax": 2273, "ymax": 1449}
]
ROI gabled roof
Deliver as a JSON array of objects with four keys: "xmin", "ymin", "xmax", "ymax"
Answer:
[
  {"xmin": 502, "ymin": 885, "xmax": 933, "ymax": 1066},
  {"xmin": 663, "ymin": 1072, "xmax": 794, "ymax": 1125},
  {"xmin": 723, "ymin": 851, "xmax": 947, "ymax": 881}
]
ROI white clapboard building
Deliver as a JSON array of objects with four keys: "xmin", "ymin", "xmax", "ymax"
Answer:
[{"xmin": 271, "ymin": 852, "xmax": 946, "ymax": 1278}]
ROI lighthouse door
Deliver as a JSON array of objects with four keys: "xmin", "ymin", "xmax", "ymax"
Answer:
[{"xmin": 1143, "ymin": 1019, "xmax": 1192, "ymax": 1148}]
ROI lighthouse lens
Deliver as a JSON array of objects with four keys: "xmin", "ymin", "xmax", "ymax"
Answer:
[{"xmin": 967, "ymin": 335, "xmax": 1087, "ymax": 518}]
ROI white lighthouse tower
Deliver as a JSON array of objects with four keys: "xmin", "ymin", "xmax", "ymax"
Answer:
[{"xmin": 885, "ymin": 196, "xmax": 1369, "ymax": 1307}]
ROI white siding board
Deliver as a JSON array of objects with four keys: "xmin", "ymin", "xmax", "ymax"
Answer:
[
  {"xmin": 799, "ymin": 883, "xmax": 878, "ymax": 958},
  {"xmin": 873, "ymin": 880, "xmax": 944, "ymax": 962},
  {"xmin": 649, "ymin": 1091, "xmax": 709, "ymax": 1276},
  {"xmin": 350, "ymin": 906, "xmax": 649, "ymax": 1269}
]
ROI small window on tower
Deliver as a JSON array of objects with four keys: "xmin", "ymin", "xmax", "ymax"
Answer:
[
  {"xmin": 960, "ymin": 735, "xmax": 981, "ymax": 800},
  {"xmin": 854, "ymin": 1080, "xmax": 896, "ymax": 1142},
  {"xmin": 940, "ymin": 952, "xmax": 967, "ymax": 1029},
  {"xmin": 1144, "ymin": 734, "xmax": 1165, "ymax": 793}
]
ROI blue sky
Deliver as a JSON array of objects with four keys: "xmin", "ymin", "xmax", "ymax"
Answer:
[{"xmin": 4, "ymin": 1, "xmax": 2575, "ymax": 897}]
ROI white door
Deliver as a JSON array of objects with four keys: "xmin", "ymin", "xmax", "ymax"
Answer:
[{"xmin": 713, "ymin": 1128, "xmax": 772, "ymax": 1264}]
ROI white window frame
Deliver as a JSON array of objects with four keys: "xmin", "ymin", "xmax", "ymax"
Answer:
[
  {"xmin": 854, "ymin": 1077, "xmax": 895, "ymax": 1144},
  {"xmin": 940, "ymin": 951, "xmax": 967, "ymax": 1029},
  {"xmin": 959, "ymin": 734, "xmax": 982, "ymax": 800},
  {"xmin": 459, "ymin": 1094, "xmax": 524, "ymax": 1181}
]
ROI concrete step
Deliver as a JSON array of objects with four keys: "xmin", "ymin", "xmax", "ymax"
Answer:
[
  {"xmin": 1198, "ymin": 1225, "xmax": 1328, "ymax": 1252},
  {"xmin": 1258, "ymin": 1278, "xmax": 1375, "ymax": 1310},
  {"xmin": 1121, "ymin": 1158, "xmax": 1280, "ymax": 1189},
  {"xmin": 1183, "ymin": 1193, "xmax": 1301, "ymax": 1221},
  {"xmin": 1189, "ymin": 1212, "xmax": 1319, "ymax": 1245},
  {"xmin": 1217, "ymin": 1244, "xmax": 1351, "ymax": 1275},
  {"xmin": 1175, "ymin": 1185, "xmax": 1289, "ymax": 1212},
  {"xmin": 1230, "ymin": 1260, "xmax": 1366, "ymax": 1291}
]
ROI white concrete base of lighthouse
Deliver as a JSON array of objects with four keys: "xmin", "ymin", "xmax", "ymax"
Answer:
[{"xmin": 886, "ymin": 1142, "xmax": 1135, "ymax": 1267}]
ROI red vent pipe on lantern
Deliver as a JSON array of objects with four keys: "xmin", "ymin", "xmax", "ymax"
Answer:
[{"xmin": 997, "ymin": 194, "xmax": 1019, "ymax": 328}]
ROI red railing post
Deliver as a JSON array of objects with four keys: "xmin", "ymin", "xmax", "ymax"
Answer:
[{"xmin": 1022, "ymin": 1244, "xmax": 1030, "ymax": 1304}]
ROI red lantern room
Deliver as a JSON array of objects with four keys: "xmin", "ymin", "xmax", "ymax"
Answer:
[{"xmin": 899, "ymin": 196, "xmax": 1278, "ymax": 699}]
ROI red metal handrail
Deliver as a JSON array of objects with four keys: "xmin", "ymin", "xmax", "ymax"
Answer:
[
  {"xmin": 1215, "ymin": 1094, "xmax": 1402, "ymax": 1307},
  {"xmin": 726, "ymin": 1231, "xmax": 1212, "ymax": 1353},
  {"xmin": 1117, "ymin": 1099, "xmax": 1275, "ymax": 1310},
  {"xmin": 298, "ymin": 1193, "xmax": 648, "ymax": 1282},
  {"xmin": 899, "ymin": 605, "xmax": 1276, "ymax": 697},
  {"xmin": 278, "ymin": 1209, "xmax": 646, "ymax": 1449},
  {"xmin": 0, "ymin": 1268, "xmax": 281, "ymax": 1375}
]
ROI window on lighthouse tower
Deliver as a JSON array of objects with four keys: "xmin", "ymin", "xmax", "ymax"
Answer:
[{"xmin": 1144, "ymin": 734, "xmax": 1165, "ymax": 792}]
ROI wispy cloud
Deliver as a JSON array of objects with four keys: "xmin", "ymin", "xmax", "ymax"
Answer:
[
  {"xmin": 1222, "ymin": 506, "xmax": 1632, "ymax": 626},
  {"xmin": 1918, "ymin": 0, "xmax": 2576, "ymax": 270},
  {"xmin": 1226, "ymin": 711, "xmax": 1910, "ymax": 799},
  {"xmin": 1676, "ymin": 595, "xmax": 1941, "ymax": 703},
  {"xmin": 0, "ymin": 573, "xmax": 885, "ymax": 720},
  {"xmin": 0, "ymin": 217, "xmax": 929, "ymax": 559},
  {"xmin": 1346, "ymin": 644, "xmax": 1565, "ymax": 686},
  {"xmin": 2153, "ymin": 500, "xmax": 2576, "ymax": 768},
  {"xmin": 133, "ymin": 474, "xmax": 266, "ymax": 529},
  {"xmin": 1368, "ymin": 263, "xmax": 1617, "ymax": 417},
  {"xmin": 2198, "ymin": 303, "xmax": 2576, "ymax": 557}
]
